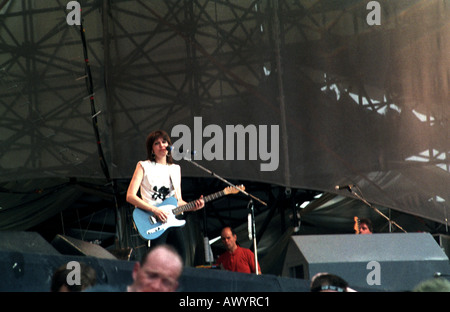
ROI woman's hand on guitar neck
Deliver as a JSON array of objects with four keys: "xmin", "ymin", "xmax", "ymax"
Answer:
[
  {"xmin": 191, "ymin": 195, "xmax": 204, "ymax": 211},
  {"xmin": 178, "ymin": 195, "xmax": 205, "ymax": 211}
]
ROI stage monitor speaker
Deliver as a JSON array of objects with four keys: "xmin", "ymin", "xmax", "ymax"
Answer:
[
  {"xmin": 51, "ymin": 234, "xmax": 117, "ymax": 260},
  {"xmin": 0, "ymin": 231, "xmax": 60, "ymax": 255},
  {"xmin": 282, "ymin": 233, "xmax": 450, "ymax": 291}
]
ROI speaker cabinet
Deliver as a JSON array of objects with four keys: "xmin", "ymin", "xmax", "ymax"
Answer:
[
  {"xmin": 0, "ymin": 231, "xmax": 60, "ymax": 255},
  {"xmin": 0, "ymin": 232, "xmax": 133, "ymax": 291},
  {"xmin": 282, "ymin": 233, "xmax": 450, "ymax": 291},
  {"xmin": 51, "ymin": 234, "xmax": 117, "ymax": 260}
]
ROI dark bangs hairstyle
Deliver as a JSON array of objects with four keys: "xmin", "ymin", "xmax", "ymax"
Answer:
[{"xmin": 146, "ymin": 130, "xmax": 174, "ymax": 164}]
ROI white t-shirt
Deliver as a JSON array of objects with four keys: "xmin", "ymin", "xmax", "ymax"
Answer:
[{"xmin": 138, "ymin": 160, "xmax": 181, "ymax": 206}]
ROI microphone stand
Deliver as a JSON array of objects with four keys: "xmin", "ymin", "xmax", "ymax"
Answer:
[
  {"xmin": 347, "ymin": 185, "xmax": 407, "ymax": 233},
  {"xmin": 181, "ymin": 152, "xmax": 267, "ymax": 207}
]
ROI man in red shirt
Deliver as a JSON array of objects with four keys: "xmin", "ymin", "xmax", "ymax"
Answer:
[{"xmin": 216, "ymin": 227, "xmax": 261, "ymax": 274}]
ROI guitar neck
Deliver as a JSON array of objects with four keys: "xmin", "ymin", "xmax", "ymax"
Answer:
[{"xmin": 173, "ymin": 190, "xmax": 225, "ymax": 215}]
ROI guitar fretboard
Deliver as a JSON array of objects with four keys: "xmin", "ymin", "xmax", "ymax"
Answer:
[{"xmin": 173, "ymin": 191, "xmax": 225, "ymax": 215}]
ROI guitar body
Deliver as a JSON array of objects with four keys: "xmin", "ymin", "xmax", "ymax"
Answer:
[
  {"xmin": 132, "ymin": 185, "xmax": 244, "ymax": 241},
  {"xmin": 133, "ymin": 197, "xmax": 186, "ymax": 240}
]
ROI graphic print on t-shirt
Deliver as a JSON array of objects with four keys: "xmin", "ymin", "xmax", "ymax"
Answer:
[{"xmin": 152, "ymin": 185, "xmax": 170, "ymax": 201}]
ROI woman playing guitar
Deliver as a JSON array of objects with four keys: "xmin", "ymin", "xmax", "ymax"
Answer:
[{"xmin": 126, "ymin": 130, "xmax": 204, "ymax": 261}]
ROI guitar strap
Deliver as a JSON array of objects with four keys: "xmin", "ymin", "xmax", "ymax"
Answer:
[{"xmin": 168, "ymin": 165, "xmax": 185, "ymax": 217}]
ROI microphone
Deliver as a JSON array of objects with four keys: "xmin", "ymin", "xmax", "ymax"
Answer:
[
  {"xmin": 335, "ymin": 184, "xmax": 353, "ymax": 191},
  {"xmin": 167, "ymin": 146, "xmax": 196, "ymax": 160}
]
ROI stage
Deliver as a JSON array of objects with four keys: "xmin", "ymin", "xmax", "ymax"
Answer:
[{"xmin": 1, "ymin": 231, "xmax": 449, "ymax": 292}]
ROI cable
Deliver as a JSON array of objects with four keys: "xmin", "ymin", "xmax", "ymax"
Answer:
[{"xmin": 78, "ymin": 22, "xmax": 111, "ymax": 183}]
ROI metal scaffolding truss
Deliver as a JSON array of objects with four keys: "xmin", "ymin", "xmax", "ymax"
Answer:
[
  {"xmin": 1, "ymin": 0, "xmax": 446, "ymax": 180},
  {"xmin": 0, "ymin": 1, "xmax": 102, "ymax": 181}
]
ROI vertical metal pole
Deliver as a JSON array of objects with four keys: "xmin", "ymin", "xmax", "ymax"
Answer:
[{"xmin": 249, "ymin": 200, "xmax": 259, "ymax": 275}]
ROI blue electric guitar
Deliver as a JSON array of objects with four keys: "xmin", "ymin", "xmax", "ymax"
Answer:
[{"xmin": 133, "ymin": 185, "xmax": 245, "ymax": 240}]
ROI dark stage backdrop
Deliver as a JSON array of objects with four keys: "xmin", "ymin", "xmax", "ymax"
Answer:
[{"xmin": 0, "ymin": 1, "xmax": 448, "ymax": 230}]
